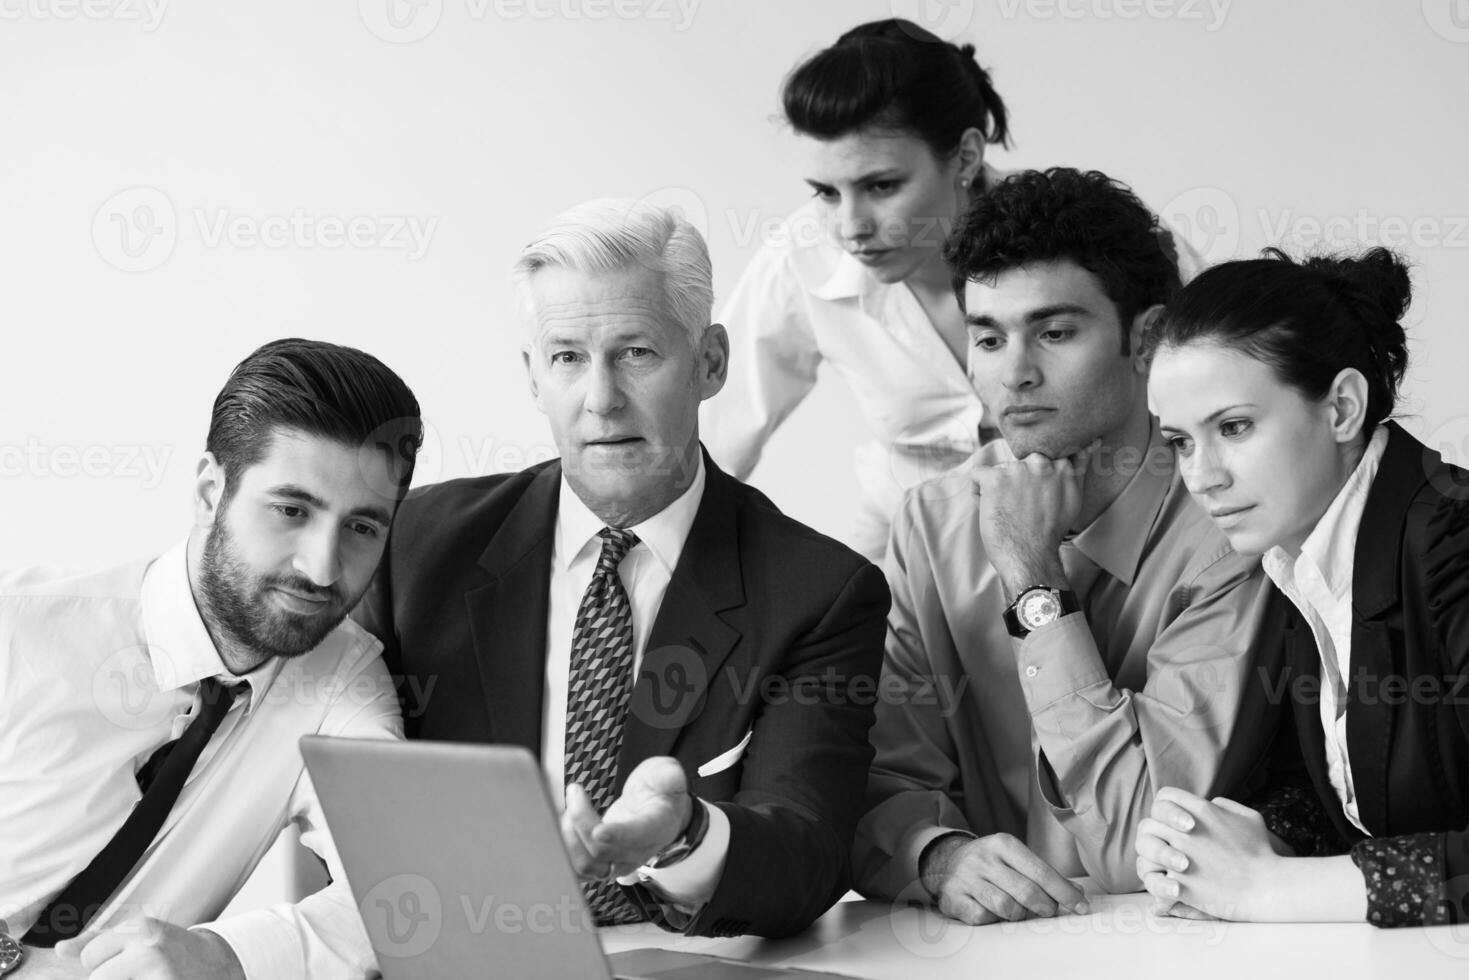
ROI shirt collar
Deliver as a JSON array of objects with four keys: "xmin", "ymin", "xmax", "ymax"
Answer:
[
  {"xmin": 140, "ymin": 541, "xmax": 282, "ymax": 713},
  {"xmin": 1067, "ymin": 423, "xmax": 1176, "ymax": 587},
  {"xmin": 1264, "ymin": 425, "xmax": 1389, "ymax": 600},
  {"xmin": 555, "ymin": 454, "xmax": 707, "ymax": 575}
]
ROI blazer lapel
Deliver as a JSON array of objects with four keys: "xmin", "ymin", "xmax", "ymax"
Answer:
[
  {"xmin": 617, "ymin": 454, "xmax": 745, "ymax": 788},
  {"xmin": 1345, "ymin": 422, "xmax": 1430, "ymax": 835},
  {"xmin": 465, "ymin": 464, "xmax": 560, "ymax": 752}
]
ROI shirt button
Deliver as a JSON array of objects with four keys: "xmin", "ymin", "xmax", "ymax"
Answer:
[{"xmin": 1025, "ymin": 665, "xmax": 1039, "ymax": 678}]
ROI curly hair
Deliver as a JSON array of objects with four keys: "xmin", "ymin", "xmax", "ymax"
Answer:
[{"xmin": 944, "ymin": 167, "xmax": 1181, "ymax": 352}]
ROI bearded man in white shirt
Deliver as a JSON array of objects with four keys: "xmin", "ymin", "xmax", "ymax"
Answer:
[{"xmin": 0, "ymin": 338, "xmax": 421, "ymax": 979}]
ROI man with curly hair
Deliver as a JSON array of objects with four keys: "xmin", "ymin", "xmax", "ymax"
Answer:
[{"xmin": 852, "ymin": 168, "xmax": 1283, "ymax": 920}]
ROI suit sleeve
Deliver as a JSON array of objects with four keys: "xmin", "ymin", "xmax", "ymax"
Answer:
[
  {"xmin": 700, "ymin": 242, "xmax": 822, "ymax": 482},
  {"xmin": 1350, "ymin": 494, "xmax": 1469, "ymax": 926},
  {"xmin": 1017, "ymin": 549, "xmax": 1275, "ymax": 892},
  {"xmin": 663, "ymin": 561, "xmax": 890, "ymax": 938},
  {"xmin": 851, "ymin": 491, "xmax": 975, "ymax": 901}
]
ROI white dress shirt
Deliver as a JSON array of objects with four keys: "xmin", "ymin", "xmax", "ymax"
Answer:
[
  {"xmin": 702, "ymin": 168, "xmax": 1206, "ymax": 560},
  {"xmin": 1263, "ymin": 426, "xmax": 1390, "ymax": 834},
  {"xmin": 0, "ymin": 542, "xmax": 402, "ymax": 979},
  {"xmin": 541, "ymin": 456, "xmax": 730, "ymax": 905}
]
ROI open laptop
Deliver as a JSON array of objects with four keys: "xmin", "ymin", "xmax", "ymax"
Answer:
[{"xmin": 300, "ymin": 736, "xmax": 855, "ymax": 980}]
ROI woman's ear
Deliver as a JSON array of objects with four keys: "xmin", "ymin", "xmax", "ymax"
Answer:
[
  {"xmin": 955, "ymin": 128, "xmax": 986, "ymax": 189},
  {"xmin": 1325, "ymin": 367, "xmax": 1370, "ymax": 444}
]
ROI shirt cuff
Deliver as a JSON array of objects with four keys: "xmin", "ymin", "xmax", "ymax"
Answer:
[
  {"xmin": 618, "ymin": 801, "xmax": 730, "ymax": 907},
  {"xmin": 195, "ymin": 913, "xmax": 305, "ymax": 980},
  {"xmin": 1350, "ymin": 832, "xmax": 1450, "ymax": 927},
  {"xmin": 1014, "ymin": 613, "xmax": 1109, "ymax": 710}
]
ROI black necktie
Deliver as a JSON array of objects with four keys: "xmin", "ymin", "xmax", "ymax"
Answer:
[
  {"xmin": 25, "ymin": 677, "xmax": 240, "ymax": 947},
  {"xmin": 565, "ymin": 527, "xmax": 643, "ymax": 926}
]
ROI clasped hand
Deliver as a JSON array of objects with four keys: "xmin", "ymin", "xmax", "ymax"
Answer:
[
  {"xmin": 561, "ymin": 756, "xmax": 691, "ymax": 882},
  {"xmin": 1134, "ymin": 787, "xmax": 1285, "ymax": 921}
]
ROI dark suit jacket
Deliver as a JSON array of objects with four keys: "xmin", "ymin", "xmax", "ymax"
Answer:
[
  {"xmin": 1266, "ymin": 422, "xmax": 1469, "ymax": 910},
  {"xmin": 354, "ymin": 451, "xmax": 890, "ymax": 938}
]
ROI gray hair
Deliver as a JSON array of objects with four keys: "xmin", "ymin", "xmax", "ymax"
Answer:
[{"xmin": 512, "ymin": 197, "xmax": 714, "ymax": 348}]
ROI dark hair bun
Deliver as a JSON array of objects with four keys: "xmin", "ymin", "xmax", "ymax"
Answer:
[{"xmin": 1302, "ymin": 247, "xmax": 1411, "ymax": 404}]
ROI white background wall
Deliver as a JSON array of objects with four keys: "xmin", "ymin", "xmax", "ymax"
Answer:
[{"xmin": 3, "ymin": 0, "xmax": 1466, "ymax": 908}]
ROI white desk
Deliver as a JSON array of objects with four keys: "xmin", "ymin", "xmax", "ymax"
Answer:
[
  {"xmin": 603, "ymin": 891, "xmax": 1469, "ymax": 980},
  {"xmin": 17, "ymin": 891, "xmax": 1469, "ymax": 978}
]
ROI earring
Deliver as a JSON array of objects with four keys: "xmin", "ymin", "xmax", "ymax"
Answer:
[{"xmin": 959, "ymin": 177, "xmax": 970, "ymax": 188}]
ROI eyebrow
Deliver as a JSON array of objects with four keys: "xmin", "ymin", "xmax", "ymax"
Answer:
[
  {"xmin": 966, "ymin": 303, "xmax": 1094, "ymax": 329},
  {"xmin": 803, "ymin": 169, "xmax": 904, "ymax": 190},
  {"xmin": 268, "ymin": 485, "xmax": 393, "ymax": 527},
  {"xmin": 1159, "ymin": 404, "xmax": 1259, "ymax": 433}
]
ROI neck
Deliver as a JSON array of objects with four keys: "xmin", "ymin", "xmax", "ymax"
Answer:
[
  {"xmin": 1075, "ymin": 408, "xmax": 1154, "ymax": 531},
  {"xmin": 185, "ymin": 531, "xmax": 270, "ymax": 676}
]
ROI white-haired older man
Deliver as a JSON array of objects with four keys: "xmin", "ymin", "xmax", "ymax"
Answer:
[{"xmin": 355, "ymin": 199, "xmax": 890, "ymax": 938}]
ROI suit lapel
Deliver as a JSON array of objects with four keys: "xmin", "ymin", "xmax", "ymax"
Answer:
[
  {"xmin": 1345, "ymin": 422, "xmax": 1431, "ymax": 834},
  {"xmin": 466, "ymin": 464, "xmax": 560, "ymax": 752},
  {"xmin": 616, "ymin": 454, "xmax": 745, "ymax": 788}
]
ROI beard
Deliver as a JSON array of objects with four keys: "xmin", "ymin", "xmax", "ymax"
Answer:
[{"xmin": 198, "ymin": 516, "xmax": 348, "ymax": 661}]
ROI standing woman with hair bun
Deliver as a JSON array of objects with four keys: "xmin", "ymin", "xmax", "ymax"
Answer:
[
  {"xmin": 702, "ymin": 18, "xmax": 1200, "ymax": 559},
  {"xmin": 1137, "ymin": 246, "xmax": 1469, "ymax": 927}
]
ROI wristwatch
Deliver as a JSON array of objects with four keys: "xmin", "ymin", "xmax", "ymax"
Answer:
[
  {"xmin": 0, "ymin": 926, "xmax": 23, "ymax": 976},
  {"xmin": 1003, "ymin": 586, "xmax": 1080, "ymax": 639},
  {"xmin": 644, "ymin": 798, "xmax": 710, "ymax": 870}
]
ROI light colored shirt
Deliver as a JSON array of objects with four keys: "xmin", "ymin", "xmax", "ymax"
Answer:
[
  {"xmin": 702, "ymin": 171, "xmax": 1206, "ymax": 561},
  {"xmin": 853, "ymin": 426, "xmax": 1275, "ymax": 896},
  {"xmin": 1262, "ymin": 426, "xmax": 1390, "ymax": 835},
  {"xmin": 543, "ymin": 457, "xmax": 730, "ymax": 905},
  {"xmin": 0, "ymin": 542, "xmax": 402, "ymax": 980}
]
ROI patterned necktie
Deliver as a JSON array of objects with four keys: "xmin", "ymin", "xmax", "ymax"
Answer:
[
  {"xmin": 25, "ymin": 677, "xmax": 240, "ymax": 946},
  {"xmin": 565, "ymin": 527, "xmax": 643, "ymax": 926}
]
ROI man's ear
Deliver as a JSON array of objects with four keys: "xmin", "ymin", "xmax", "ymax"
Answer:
[
  {"xmin": 1130, "ymin": 304, "xmax": 1164, "ymax": 373},
  {"xmin": 193, "ymin": 452, "xmax": 227, "ymax": 528},
  {"xmin": 1325, "ymin": 367, "xmax": 1370, "ymax": 445},
  {"xmin": 698, "ymin": 323, "xmax": 729, "ymax": 400},
  {"xmin": 521, "ymin": 345, "xmax": 546, "ymax": 414}
]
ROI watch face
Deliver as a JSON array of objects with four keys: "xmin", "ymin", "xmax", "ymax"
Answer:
[
  {"xmin": 0, "ymin": 931, "xmax": 22, "ymax": 975},
  {"xmin": 1018, "ymin": 589, "xmax": 1061, "ymax": 631}
]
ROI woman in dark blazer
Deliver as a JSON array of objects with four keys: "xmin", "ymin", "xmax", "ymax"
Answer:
[{"xmin": 1133, "ymin": 245, "xmax": 1469, "ymax": 927}]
